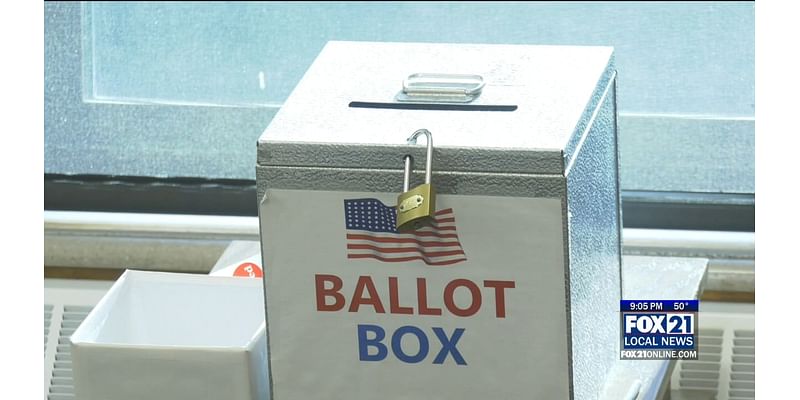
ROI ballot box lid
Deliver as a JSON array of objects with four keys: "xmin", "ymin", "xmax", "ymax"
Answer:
[{"xmin": 257, "ymin": 41, "xmax": 615, "ymax": 175}]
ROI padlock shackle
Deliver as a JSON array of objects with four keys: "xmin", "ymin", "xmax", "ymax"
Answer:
[
  {"xmin": 407, "ymin": 129, "xmax": 433, "ymax": 184},
  {"xmin": 402, "ymin": 155, "xmax": 414, "ymax": 193}
]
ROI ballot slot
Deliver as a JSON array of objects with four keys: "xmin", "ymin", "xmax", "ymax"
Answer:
[{"xmin": 348, "ymin": 101, "xmax": 518, "ymax": 111}]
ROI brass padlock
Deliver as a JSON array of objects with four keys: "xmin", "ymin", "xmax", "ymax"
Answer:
[{"xmin": 396, "ymin": 129, "xmax": 436, "ymax": 232}]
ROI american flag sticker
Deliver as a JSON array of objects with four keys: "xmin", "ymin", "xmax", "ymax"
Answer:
[{"xmin": 344, "ymin": 198, "xmax": 467, "ymax": 266}]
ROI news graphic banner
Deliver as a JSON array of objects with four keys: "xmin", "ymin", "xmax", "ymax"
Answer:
[
  {"xmin": 260, "ymin": 190, "xmax": 573, "ymax": 400},
  {"xmin": 620, "ymin": 300, "xmax": 698, "ymax": 360}
]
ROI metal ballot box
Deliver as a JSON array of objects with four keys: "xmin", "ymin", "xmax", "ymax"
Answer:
[{"xmin": 257, "ymin": 41, "xmax": 620, "ymax": 400}]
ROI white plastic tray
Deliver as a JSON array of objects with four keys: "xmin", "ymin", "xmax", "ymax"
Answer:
[{"xmin": 70, "ymin": 270, "xmax": 268, "ymax": 400}]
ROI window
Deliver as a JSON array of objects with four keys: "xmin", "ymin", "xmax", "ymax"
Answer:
[{"xmin": 45, "ymin": 1, "xmax": 754, "ymax": 229}]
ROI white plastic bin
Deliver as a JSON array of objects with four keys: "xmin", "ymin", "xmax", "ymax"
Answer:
[{"xmin": 70, "ymin": 270, "xmax": 268, "ymax": 400}]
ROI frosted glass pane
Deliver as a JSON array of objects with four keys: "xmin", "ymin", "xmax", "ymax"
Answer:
[{"xmin": 85, "ymin": 1, "xmax": 754, "ymax": 115}]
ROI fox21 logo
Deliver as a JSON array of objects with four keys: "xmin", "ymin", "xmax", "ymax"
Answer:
[{"xmin": 620, "ymin": 300, "xmax": 698, "ymax": 360}]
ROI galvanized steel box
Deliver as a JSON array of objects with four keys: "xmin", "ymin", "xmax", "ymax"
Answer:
[{"xmin": 257, "ymin": 41, "xmax": 620, "ymax": 399}]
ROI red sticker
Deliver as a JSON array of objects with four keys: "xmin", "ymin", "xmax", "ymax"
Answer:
[{"xmin": 233, "ymin": 262, "xmax": 263, "ymax": 278}]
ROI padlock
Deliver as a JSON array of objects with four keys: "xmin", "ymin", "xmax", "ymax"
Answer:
[{"xmin": 396, "ymin": 129, "xmax": 436, "ymax": 232}]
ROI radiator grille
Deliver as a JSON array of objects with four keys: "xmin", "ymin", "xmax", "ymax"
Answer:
[
  {"xmin": 44, "ymin": 279, "xmax": 111, "ymax": 400},
  {"xmin": 671, "ymin": 312, "xmax": 755, "ymax": 400},
  {"xmin": 45, "ymin": 305, "xmax": 92, "ymax": 400}
]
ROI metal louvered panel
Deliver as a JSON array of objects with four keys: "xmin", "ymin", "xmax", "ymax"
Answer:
[
  {"xmin": 678, "ymin": 328, "xmax": 723, "ymax": 399},
  {"xmin": 45, "ymin": 305, "xmax": 53, "ymax": 355},
  {"xmin": 728, "ymin": 330, "xmax": 755, "ymax": 399},
  {"xmin": 671, "ymin": 305, "xmax": 755, "ymax": 400},
  {"xmin": 46, "ymin": 305, "xmax": 92, "ymax": 400},
  {"xmin": 44, "ymin": 279, "xmax": 113, "ymax": 400}
]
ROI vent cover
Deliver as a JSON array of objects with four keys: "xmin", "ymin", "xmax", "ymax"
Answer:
[
  {"xmin": 45, "ymin": 304, "xmax": 53, "ymax": 355},
  {"xmin": 671, "ymin": 311, "xmax": 755, "ymax": 400},
  {"xmin": 46, "ymin": 306, "xmax": 92, "ymax": 400},
  {"xmin": 44, "ymin": 279, "xmax": 112, "ymax": 400}
]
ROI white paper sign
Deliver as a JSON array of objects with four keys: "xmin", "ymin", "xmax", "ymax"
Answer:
[{"xmin": 261, "ymin": 189, "xmax": 570, "ymax": 399}]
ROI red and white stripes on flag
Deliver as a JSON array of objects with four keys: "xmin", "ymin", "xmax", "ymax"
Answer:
[{"xmin": 344, "ymin": 198, "xmax": 467, "ymax": 266}]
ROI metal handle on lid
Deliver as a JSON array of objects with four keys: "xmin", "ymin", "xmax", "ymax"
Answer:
[{"xmin": 396, "ymin": 73, "xmax": 485, "ymax": 103}]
